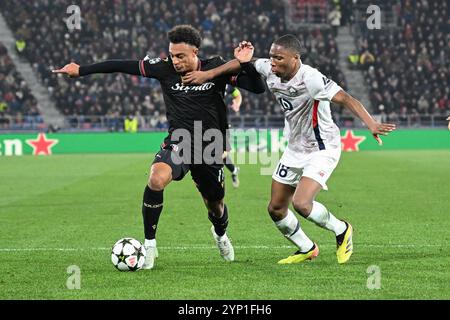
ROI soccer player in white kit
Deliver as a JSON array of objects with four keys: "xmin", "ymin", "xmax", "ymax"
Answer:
[{"xmin": 182, "ymin": 35, "xmax": 396, "ymax": 264}]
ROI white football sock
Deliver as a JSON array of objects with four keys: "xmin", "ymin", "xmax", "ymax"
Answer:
[
  {"xmin": 307, "ymin": 201, "xmax": 346, "ymax": 236},
  {"xmin": 144, "ymin": 239, "xmax": 156, "ymax": 247},
  {"xmin": 275, "ymin": 209, "xmax": 314, "ymax": 252}
]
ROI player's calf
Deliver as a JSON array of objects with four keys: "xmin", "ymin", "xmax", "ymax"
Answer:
[
  {"xmin": 207, "ymin": 202, "xmax": 228, "ymax": 237},
  {"xmin": 273, "ymin": 209, "xmax": 315, "ymax": 254},
  {"xmin": 142, "ymin": 185, "xmax": 164, "ymax": 270},
  {"xmin": 306, "ymin": 201, "xmax": 346, "ymax": 236}
]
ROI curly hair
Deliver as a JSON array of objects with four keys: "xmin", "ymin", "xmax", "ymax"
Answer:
[{"xmin": 167, "ymin": 25, "xmax": 202, "ymax": 48}]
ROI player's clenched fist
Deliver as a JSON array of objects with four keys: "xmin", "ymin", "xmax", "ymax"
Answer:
[{"xmin": 52, "ymin": 62, "xmax": 80, "ymax": 78}]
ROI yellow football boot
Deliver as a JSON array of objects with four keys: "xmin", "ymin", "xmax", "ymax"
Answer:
[
  {"xmin": 336, "ymin": 221, "xmax": 353, "ymax": 264},
  {"xmin": 278, "ymin": 243, "xmax": 319, "ymax": 264}
]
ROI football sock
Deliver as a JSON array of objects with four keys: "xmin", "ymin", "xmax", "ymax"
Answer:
[
  {"xmin": 144, "ymin": 239, "xmax": 156, "ymax": 247},
  {"xmin": 336, "ymin": 222, "xmax": 348, "ymax": 245},
  {"xmin": 224, "ymin": 157, "xmax": 235, "ymax": 173},
  {"xmin": 208, "ymin": 204, "xmax": 229, "ymax": 237},
  {"xmin": 306, "ymin": 201, "xmax": 347, "ymax": 236},
  {"xmin": 142, "ymin": 185, "xmax": 164, "ymax": 240},
  {"xmin": 275, "ymin": 209, "xmax": 314, "ymax": 252}
]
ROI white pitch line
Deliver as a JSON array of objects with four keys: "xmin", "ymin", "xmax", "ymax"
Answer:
[{"xmin": 0, "ymin": 244, "xmax": 446, "ymax": 252}]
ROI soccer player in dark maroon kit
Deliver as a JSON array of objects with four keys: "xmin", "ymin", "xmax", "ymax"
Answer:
[{"xmin": 53, "ymin": 25, "xmax": 265, "ymax": 269}]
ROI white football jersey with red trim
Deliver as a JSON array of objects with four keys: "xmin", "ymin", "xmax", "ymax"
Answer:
[{"xmin": 255, "ymin": 59, "xmax": 342, "ymax": 164}]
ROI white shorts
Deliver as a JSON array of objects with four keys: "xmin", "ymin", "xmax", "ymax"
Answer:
[{"xmin": 271, "ymin": 148, "xmax": 341, "ymax": 190}]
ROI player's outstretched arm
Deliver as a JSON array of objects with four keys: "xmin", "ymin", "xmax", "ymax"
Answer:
[
  {"xmin": 52, "ymin": 60, "xmax": 141, "ymax": 77},
  {"xmin": 182, "ymin": 43, "xmax": 254, "ymax": 84},
  {"xmin": 231, "ymin": 41, "xmax": 265, "ymax": 93},
  {"xmin": 182, "ymin": 59, "xmax": 266, "ymax": 94},
  {"xmin": 332, "ymin": 90, "xmax": 396, "ymax": 145},
  {"xmin": 182, "ymin": 41, "xmax": 256, "ymax": 84},
  {"xmin": 182, "ymin": 60, "xmax": 242, "ymax": 84},
  {"xmin": 232, "ymin": 61, "xmax": 265, "ymax": 94},
  {"xmin": 182, "ymin": 42, "xmax": 265, "ymax": 93}
]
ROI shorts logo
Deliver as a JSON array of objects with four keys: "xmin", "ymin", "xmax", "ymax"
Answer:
[{"xmin": 319, "ymin": 171, "xmax": 326, "ymax": 177}]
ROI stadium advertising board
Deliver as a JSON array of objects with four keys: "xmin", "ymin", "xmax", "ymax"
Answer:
[{"xmin": 0, "ymin": 129, "xmax": 448, "ymax": 156}]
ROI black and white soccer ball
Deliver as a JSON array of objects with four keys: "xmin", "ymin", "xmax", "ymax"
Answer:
[{"xmin": 111, "ymin": 238, "xmax": 146, "ymax": 271}]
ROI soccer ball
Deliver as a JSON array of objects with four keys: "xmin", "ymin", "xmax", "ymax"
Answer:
[{"xmin": 111, "ymin": 238, "xmax": 146, "ymax": 271}]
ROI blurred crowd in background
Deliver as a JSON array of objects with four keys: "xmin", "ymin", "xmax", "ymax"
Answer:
[
  {"xmin": 0, "ymin": 42, "xmax": 43, "ymax": 129},
  {"xmin": 352, "ymin": 0, "xmax": 449, "ymax": 122}
]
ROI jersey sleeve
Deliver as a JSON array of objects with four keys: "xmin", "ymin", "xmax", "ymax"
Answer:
[
  {"xmin": 208, "ymin": 56, "xmax": 239, "ymax": 85},
  {"xmin": 210, "ymin": 57, "xmax": 265, "ymax": 93},
  {"xmin": 254, "ymin": 58, "xmax": 271, "ymax": 78},
  {"xmin": 304, "ymin": 68, "xmax": 342, "ymax": 101},
  {"xmin": 139, "ymin": 56, "xmax": 170, "ymax": 80}
]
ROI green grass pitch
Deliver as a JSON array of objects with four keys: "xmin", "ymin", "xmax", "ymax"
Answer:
[{"xmin": 0, "ymin": 150, "xmax": 449, "ymax": 299}]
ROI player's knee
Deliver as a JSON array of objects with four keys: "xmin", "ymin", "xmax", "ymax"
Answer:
[
  {"xmin": 148, "ymin": 174, "xmax": 169, "ymax": 191},
  {"xmin": 292, "ymin": 199, "xmax": 312, "ymax": 216},
  {"xmin": 267, "ymin": 202, "xmax": 286, "ymax": 221},
  {"xmin": 206, "ymin": 199, "xmax": 224, "ymax": 217},
  {"xmin": 199, "ymin": 186, "xmax": 224, "ymax": 207}
]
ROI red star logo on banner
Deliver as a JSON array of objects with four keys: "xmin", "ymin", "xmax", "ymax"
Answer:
[
  {"xmin": 341, "ymin": 130, "xmax": 366, "ymax": 152},
  {"xmin": 26, "ymin": 133, "xmax": 59, "ymax": 155}
]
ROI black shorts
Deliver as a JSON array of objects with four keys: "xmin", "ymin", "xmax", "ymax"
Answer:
[{"xmin": 152, "ymin": 148, "xmax": 225, "ymax": 202}]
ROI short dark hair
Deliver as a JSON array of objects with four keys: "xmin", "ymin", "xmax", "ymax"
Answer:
[
  {"xmin": 167, "ymin": 25, "xmax": 202, "ymax": 48},
  {"xmin": 273, "ymin": 34, "xmax": 304, "ymax": 55}
]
